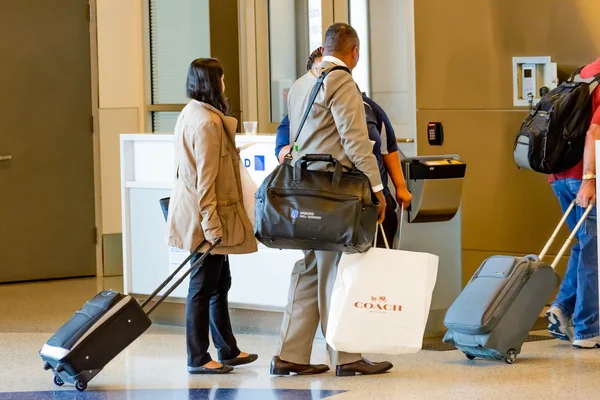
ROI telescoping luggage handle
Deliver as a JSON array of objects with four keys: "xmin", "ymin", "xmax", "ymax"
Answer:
[
  {"xmin": 538, "ymin": 200, "xmax": 594, "ymax": 268},
  {"xmin": 140, "ymin": 238, "xmax": 222, "ymax": 316}
]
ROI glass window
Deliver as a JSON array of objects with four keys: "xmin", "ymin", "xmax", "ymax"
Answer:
[
  {"xmin": 308, "ymin": 0, "xmax": 323, "ymax": 52},
  {"xmin": 268, "ymin": 0, "xmax": 322, "ymax": 123},
  {"xmin": 149, "ymin": 0, "xmax": 211, "ymax": 105},
  {"xmin": 348, "ymin": 0, "xmax": 370, "ymax": 96},
  {"xmin": 152, "ymin": 112, "xmax": 180, "ymax": 133}
]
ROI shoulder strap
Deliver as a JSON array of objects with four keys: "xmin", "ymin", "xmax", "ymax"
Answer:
[
  {"xmin": 568, "ymin": 67, "xmax": 584, "ymax": 82},
  {"xmin": 287, "ymin": 65, "xmax": 351, "ymax": 157},
  {"xmin": 589, "ymin": 73, "xmax": 600, "ymax": 93},
  {"xmin": 569, "ymin": 66, "xmax": 600, "ymax": 93}
]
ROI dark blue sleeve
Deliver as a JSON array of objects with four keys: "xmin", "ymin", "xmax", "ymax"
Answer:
[
  {"xmin": 275, "ymin": 115, "xmax": 290, "ymax": 159},
  {"xmin": 380, "ymin": 110, "xmax": 399, "ymax": 154},
  {"xmin": 363, "ymin": 96, "xmax": 398, "ymax": 155}
]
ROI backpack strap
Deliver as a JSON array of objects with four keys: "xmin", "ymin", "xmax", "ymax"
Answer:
[
  {"xmin": 568, "ymin": 67, "xmax": 584, "ymax": 82},
  {"xmin": 588, "ymin": 73, "xmax": 600, "ymax": 93},
  {"xmin": 570, "ymin": 66, "xmax": 600, "ymax": 94},
  {"xmin": 286, "ymin": 65, "xmax": 351, "ymax": 158}
]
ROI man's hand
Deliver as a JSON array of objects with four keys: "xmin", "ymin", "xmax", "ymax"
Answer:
[
  {"xmin": 577, "ymin": 180, "xmax": 596, "ymax": 208},
  {"xmin": 375, "ymin": 191, "xmax": 387, "ymax": 224},
  {"xmin": 278, "ymin": 145, "xmax": 292, "ymax": 164},
  {"xmin": 396, "ymin": 187, "xmax": 412, "ymax": 210}
]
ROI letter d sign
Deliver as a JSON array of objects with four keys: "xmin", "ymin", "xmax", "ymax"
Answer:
[{"xmin": 244, "ymin": 158, "xmax": 251, "ymax": 168}]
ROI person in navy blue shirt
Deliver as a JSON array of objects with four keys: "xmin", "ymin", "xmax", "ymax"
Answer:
[{"xmin": 275, "ymin": 47, "xmax": 412, "ymax": 246}]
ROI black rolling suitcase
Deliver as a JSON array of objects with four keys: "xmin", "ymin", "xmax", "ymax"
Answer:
[{"xmin": 39, "ymin": 198, "xmax": 220, "ymax": 392}]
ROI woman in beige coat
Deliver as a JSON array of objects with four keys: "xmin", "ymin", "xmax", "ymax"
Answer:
[{"xmin": 165, "ymin": 58, "xmax": 258, "ymax": 374}]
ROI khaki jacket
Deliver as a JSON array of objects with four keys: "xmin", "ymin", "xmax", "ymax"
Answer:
[
  {"xmin": 165, "ymin": 101, "xmax": 257, "ymax": 255},
  {"xmin": 287, "ymin": 61, "xmax": 382, "ymax": 190}
]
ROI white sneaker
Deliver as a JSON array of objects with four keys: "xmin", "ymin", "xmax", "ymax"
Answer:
[
  {"xmin": 546, "ymin": 306, "xmax": 573, "ymax": 341},
  {"xmin": 573, "ymin": 336, "xmax": 600, "ymax": 349}
]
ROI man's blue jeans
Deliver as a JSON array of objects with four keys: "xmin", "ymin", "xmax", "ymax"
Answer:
[{"xmin": 551, "ymin": 178, "xmax": 599, "ymax": 340}]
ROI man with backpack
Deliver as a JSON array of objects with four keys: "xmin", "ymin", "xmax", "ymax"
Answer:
[{"xmin": 544, "ymin": 58, "xmax": 600, "ymax": 349}]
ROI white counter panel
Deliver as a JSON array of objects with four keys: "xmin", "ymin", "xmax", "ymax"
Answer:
[
  {"xmin": 133, "ymin": 141, "xmax": 174, "ymax": 183},
  {"xmin": 121, "ymin": 134, "xmax": 301, "ymax": 309}
]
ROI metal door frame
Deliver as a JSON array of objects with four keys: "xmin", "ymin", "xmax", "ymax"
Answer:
[
  {"xmin": 89, "ymin": 0, "xmax": 103, "ymax": 277},
  {"xmin": 247, "ymin": 0, "xmax": 342, "ymax": 133}
]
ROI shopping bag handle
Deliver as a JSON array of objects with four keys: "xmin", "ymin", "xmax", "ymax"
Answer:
[
  {"xmin": 375, "ymin": 204, "xmax": 406, "ymax": 250},
  {"xmin": 397, "ymin": 206, "xmax": 404, "ymax": 250},
  {"xmin": 374, "ymin": 223, "xmax": 391, "ymax": 249}
]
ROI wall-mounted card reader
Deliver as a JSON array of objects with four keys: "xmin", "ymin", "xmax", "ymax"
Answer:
[
  {"xmin": 428, "ymin": 122, "xmax": 444, "ymax": 146},
  {"xmin": 512, "ymin": 56, "xmax": 558, "ymax": 107},
  {"xmin": 521, "ymin": 64, "xmax": 537, "ymax": 100}
]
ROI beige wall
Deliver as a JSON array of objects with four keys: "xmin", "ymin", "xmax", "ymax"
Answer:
[
  {"xmin": 96, "ymin": 0, "xmax": 146, "ymax": 234},
  {"xmin": 414, "ymin": 0, "xmax": 600, "ymax": 282}
]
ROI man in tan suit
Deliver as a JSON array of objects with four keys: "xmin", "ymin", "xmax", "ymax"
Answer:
[{"xmin": 270, "ymin": 23, "xmax": 393, "ymax": 377}]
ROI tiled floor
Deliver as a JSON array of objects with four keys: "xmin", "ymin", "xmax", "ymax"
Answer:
[{"xmin": 1, "ymin": 278, "xmax": 600, "ymax": 400}]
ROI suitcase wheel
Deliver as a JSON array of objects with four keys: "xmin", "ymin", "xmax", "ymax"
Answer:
[
  {"xmin": 53, "ymin": 376, "xmax": 64, "ymax": 387},
  {"xmin": 504, "ymin": 349, "xmax": 517, "ymax": 364},
  {"xmin": 42, "ymin": 362, "xmax": 52, "ymax": 371},
  {"xmin": 465, "ymin": 353, "xmax": 476, "ymax": 361},
  {"xmin": 75, "ymin": 380, "xmax": 88, "ymax": 392}
]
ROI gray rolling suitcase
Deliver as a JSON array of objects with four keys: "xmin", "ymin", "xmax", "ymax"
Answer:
[{"xmin": 443, "ymin": 200, "xmax": 593, "ymax": 363}]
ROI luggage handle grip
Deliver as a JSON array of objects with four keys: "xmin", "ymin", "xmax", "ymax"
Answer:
[
  {"xmin": 300, "ymin": 154, "xmax": 335, "ymax": 163},
  {"xmin": 539, "ymin": 200, "xmax": 594, "ymax": 269},
  {"xmin": 142, "ymin": 238, "xmax": 222, "ymax": 316},
  {"xmin": 294, "ymin": 155, "xmax": 344, "ymax": 188}
]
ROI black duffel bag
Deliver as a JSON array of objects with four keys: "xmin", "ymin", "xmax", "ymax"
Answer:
[
  {"xmin": 254, "ymin": 154, "xmax": 378, "ymax": 253},
  {"xmin": 254, "ymin": 66, "xmax": 378, "ymax": 253}
]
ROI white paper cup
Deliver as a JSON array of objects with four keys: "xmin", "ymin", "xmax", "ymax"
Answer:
[{"xmin": 243, "ymin": 121, "xmax": 258, "ymax": 135}]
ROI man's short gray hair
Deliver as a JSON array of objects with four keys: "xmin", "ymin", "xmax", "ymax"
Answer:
[{"xmin": 323, "ymin": 23, "xmax": 359, "ymax": 54}]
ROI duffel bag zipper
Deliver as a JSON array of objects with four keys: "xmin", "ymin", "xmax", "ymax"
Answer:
[{"xmin": 268, "ymin": 189, "xmax": 360, "ymax": 202}]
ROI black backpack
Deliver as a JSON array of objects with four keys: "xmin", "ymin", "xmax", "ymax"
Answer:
[{"xmin": 514, "ymin": 67, "xmax": 600, "ymax": 174}]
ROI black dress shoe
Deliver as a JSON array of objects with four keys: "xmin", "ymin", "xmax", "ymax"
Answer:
[
  {"xmin": 336, "ymin": 358, "xmax": 393, "ymax": 377},
  {"xmin": 187, "ymin": 364, "xmax": 233, "ymax": 374},
  {"xmin": 221, "ymin": 353, "xmax": 258, "ymax": 367},
  {"xmin": 270, "ymin": 356, "xmax": 330, "ymax": 376}
]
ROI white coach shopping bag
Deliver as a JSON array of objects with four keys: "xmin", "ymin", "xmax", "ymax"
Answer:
[
  {"xmin": 326, "ymin": 224, "xmax": 439, "ymax": 355},
  {"xmin": 239, "ymin": 160, "xmax": 257, "ymax": 226}
]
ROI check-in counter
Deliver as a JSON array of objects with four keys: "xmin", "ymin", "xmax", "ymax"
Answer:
[
  {"xmin": 121, "ymin": 134, "xmax": 464, "ymax": 336},
  {"xmin": 398, "ymin": 156, "xmax": 466, "ymax": 334},
  {"xmin": 121, "ymin": 134, "xmax": 301, "ymax": 313}
]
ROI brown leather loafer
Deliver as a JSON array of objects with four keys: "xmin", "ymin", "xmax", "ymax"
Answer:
[
  {"xmin": 270, "ymin": 356, "xmax": 330, "ymax": 376},
  {"xmin": 336, "ymin": 358, "xmax": 393, "ymax": 376}
]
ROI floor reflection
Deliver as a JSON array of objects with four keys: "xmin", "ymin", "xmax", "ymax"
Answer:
[{"xmin": 0, "ymin": 388, "xmax": 346, "ymax": 400}]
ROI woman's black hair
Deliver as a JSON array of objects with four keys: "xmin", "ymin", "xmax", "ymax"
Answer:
[
  {"xmin": 186, "ymin": 58, "xmax": 229, "ymax": 114},
  {"xmin": 306, "ymin": 46, "xmax": 324, "ymax": 71}
]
